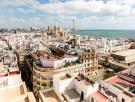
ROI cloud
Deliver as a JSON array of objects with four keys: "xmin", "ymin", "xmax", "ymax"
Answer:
[
  {"xmin": 17, "ymin": 8, "xmax": 35, "ymax": 13},
  {"xmin": 31, "ymin": 0, "xmax": 133, "ymax": 16},
  {"xmin": 0, "ymin": 17, "xmax": 40, "ymax": 28},
  {"xmin": 0, "ymin": 0, "xmax": 135, "ymax": 29}
]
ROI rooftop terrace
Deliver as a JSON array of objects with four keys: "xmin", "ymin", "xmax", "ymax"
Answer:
[
  {"xmin": 0, "ymin": 82, "xmax": 26, "ymax": 102},
  {"xmin": 40, "ymin": 88, "xmax": 61, "ymax": 102},
  {"xmin": 63, "ymin": 89, "xmax": 80, "ymax": 101},
  {"xmin": 113, "ymin": 49, "xmax": 135, "ymax": 57},
  {"xmin": 75, "ymin": 73, "xmax": 95, "ymax": 86},
  {"xmin": 0, "ymin": 82, "xmax": 36, "ymax": 102}
]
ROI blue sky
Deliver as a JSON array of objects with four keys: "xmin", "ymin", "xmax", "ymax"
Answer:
[{"xmin": 1, "ymin": 0, "xmax": 135, "ymax": 29}]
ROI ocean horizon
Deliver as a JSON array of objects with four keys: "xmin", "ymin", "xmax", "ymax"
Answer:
[{"xmin": 74, "ymin": 30, "xmax": 135, "ymax": 39}]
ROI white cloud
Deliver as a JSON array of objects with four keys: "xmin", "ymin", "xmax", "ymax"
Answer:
[
  {"xmin": 0, "ymin": 17, "xmax": 41, "ymax": 28},
  {"xmin": 1, "ymin": 0, "xmax": 135, "ymax": 17},
  {"xmin": 17, "ymin": 8, "xmax": 35, "ymax": 13},
  {"xmin": 1, "ymin": 0, "xmax": 135, "ymax": 29},
  {"xmin": 0, "ymin": 0, "xmax": 35, "ymax": 7},
  {"xmin": 38, "ymin": 1, "xmax": 126, "ymax": 14}
]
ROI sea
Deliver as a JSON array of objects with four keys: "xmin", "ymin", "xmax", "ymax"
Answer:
[{"xmin": 74, "ymin": 30, "xmax": 135, "ymax": 39}]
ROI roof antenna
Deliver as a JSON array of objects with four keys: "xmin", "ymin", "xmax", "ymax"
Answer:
[{"xmin": 73, "ymin": 18, "xmax": 75, "ymax": 34}]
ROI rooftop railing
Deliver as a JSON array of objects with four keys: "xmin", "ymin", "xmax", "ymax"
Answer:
[{"xmin": 117, "ymin": 73, "xmax": 135, "ymax": 83}]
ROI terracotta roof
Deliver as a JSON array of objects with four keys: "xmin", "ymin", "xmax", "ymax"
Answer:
[
  {"xmin": 91, "ymin": 91, "xmax": 108, "ymax": 102},
  {"xmin": 106, "ymin": 76, "xmax": 134, "ymax": 87}
]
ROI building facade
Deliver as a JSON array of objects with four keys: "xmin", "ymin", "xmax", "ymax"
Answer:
[{"xmin": 33, "ymin": 62, "xmax": 84, "ymax": 100}]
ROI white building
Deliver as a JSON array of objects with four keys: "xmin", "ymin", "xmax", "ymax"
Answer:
[
  {"xmin": 53, "ymin": 72, "xmax": 98, "ymax": 102},
  {"xmin": 40, "ymin": 54, "xmax": 78, "ymax": 68}
]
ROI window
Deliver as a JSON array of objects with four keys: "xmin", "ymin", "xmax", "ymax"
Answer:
[
  {"xmin": 85, "ymin": 64, "xmax": 86, "ymax": 67},
  {"xmin": 122, "ymin": 98, "xmax": 125, "ymax": 102},
  {"xmin": 91, "ymin": 97, "xmax": 94, "ymax": 102}
]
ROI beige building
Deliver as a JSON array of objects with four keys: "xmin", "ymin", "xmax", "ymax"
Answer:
[
  {"xmin": 0, "ymin": 54, "xmax": 36, "ymax": 102},
  {"xmin": 39, "ymin": 72, "xmax": 98, "ymax": 102},
  {"xmin": 33, "ymin": 61, "xmax": 84, "ymax": 100},
  {"xmin": 0, "ymin": 82, "xmax": 36, "ymax": 102},
  {"xmin": 32, "ymin": 48, "xmax": 101, "ymax": 101},
  {"xmin": 80, "ymin": 50, "xmax": 99, "ymax": 75},
  {"xmin": 111, "ymin": 49, "xmax": 135, "ymax": 64},
  {"xmin": 46, "ymin": 25, "xmax": 70, "ymax": 38}
]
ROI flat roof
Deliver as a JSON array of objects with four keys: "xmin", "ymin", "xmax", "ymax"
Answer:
[
  {"xmin": 106, "ymin": 76, "xmax": 134, "ymax": 87},
  {"xmin": 75, "ymin": 75, "xmax": 94, "ymax": 86},
  {"xmin": 125, "ymin": 58, "xmax": 135, "ymax": 63},
  {"xmin": 41, "ymin": 90, "xmax": 61, "ymax": 102},
  {"xmin": 0, "ymin": 82, "xmax": 26, "ymax": 102},
  {"xmin": 113, "ymin": 49, "xmax": 135, "ymax": 57},
  {"xmin": 40, "ymin": 54, "xmax": 77, "ymax": 61},
  {"xmin": 63, "ymin": 89, "xmax": 80, "ymax": 100}
]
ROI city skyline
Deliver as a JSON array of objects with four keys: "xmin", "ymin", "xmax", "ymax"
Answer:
[{"xmin": 1, "ymin": 0, "xmax": 135, "ymax": 29}]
